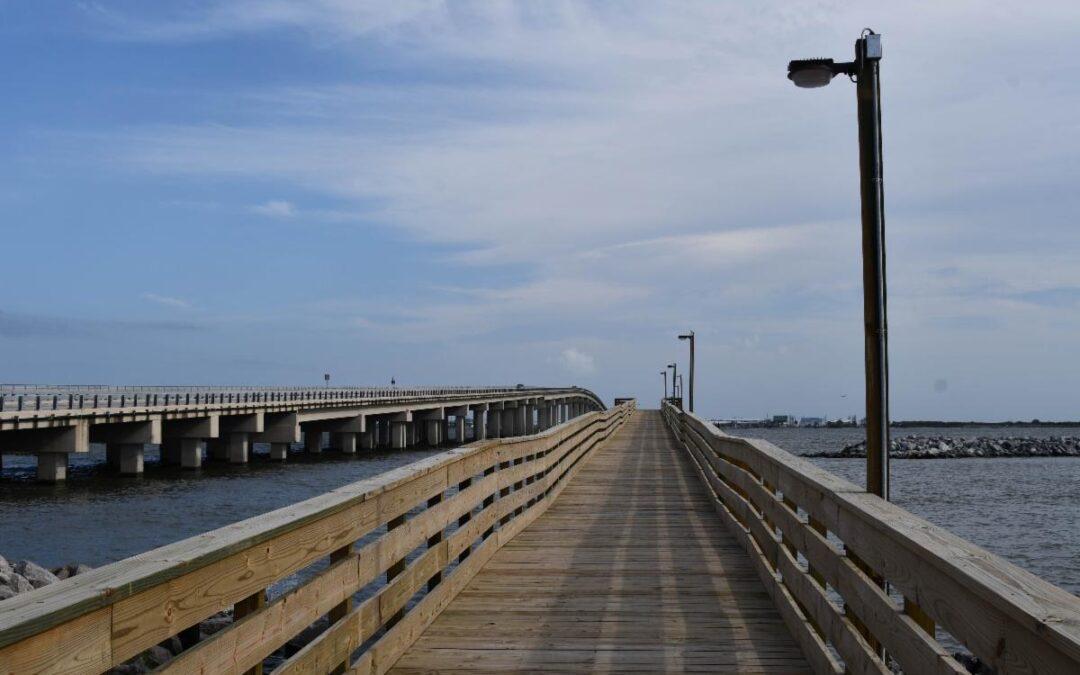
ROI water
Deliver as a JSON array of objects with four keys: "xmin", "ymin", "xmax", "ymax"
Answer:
[
  {"xmin": 735, "ymin": 426, "xmax": 1080, "ymax": 597},
  {"xmin": 1, "ymin": 426, "xmax": 1077, "ymax": 602},
  {"xmin": 0, "ymin": 444, "xmax": 444, "ymax": 567}
]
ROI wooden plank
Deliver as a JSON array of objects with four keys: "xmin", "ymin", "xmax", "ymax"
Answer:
[
  {"xmin": 160, "ymin": 556, "xmax": 359, "ymax": 675},
  {"xmin": 0, "ymin": 607, "xmax": 111, "ymax": 675},
  {"xmin": 389, "ymin": 410, "xmax": 812, "ymax": 675}
]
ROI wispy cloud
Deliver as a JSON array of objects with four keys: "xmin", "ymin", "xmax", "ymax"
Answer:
[
  {"xmin": 141, "ymin": 292, "xmax": 193, "ymax": 309},
  {"xmin": 249, "ymin": 199, "xmax": 297, "ymax": 218},
  {"xmin": 556, "ymin": 347, "xmax": 596, "ymax": 376}
]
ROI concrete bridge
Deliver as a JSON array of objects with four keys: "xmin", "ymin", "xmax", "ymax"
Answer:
[
  {"xmin": 1, "ymin": 403, "xmax": 1079, "ymax": 674},
  {"xmin": 0, "ymin": 385, "xmax": 603, "ymax": 482}
]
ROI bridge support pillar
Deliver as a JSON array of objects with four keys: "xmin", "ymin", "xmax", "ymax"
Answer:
[
  {"xmin": 106, "ymin": 444, "xmax": 120, "ymax": 469},
  {"xmin": 425, "ymin": 420, "xmax": 442, "ymax": 446},
  {"xmin": 228, "ymin": 433, "xmax": 249, "ymax": 464},
  {"xmin": 454, "ymin": 416, "xmax": 466, "ymax": 444},
  {"xmin": 334, "ymin": 432, "xmax": 358, "ymax": 454},
  {"xmin": 206, "ymin": 438, "xmax": 228, "ymax": 461},
  {"xmin": 391, "ymin": 422, "xmax": 409, "ymax": 449},
  {"xmin": 502, "ymin": 408, "xmax": 516, "ymax": 436},
  {"xmin": 36, "ymin": 452, "xmax": 68, "ymax": 482},
  {"xmin": 473, "ymin": 409, "xmax": 487, "ymax": 441},
  {"xmin": 160, "ymin": 439, "xmax": 178, "ymax": 465},
  {"xmin": 487, "ymin": 409, "xmax": 501, "ymax": 438},
  {"xmin": 360, "ymin": 431, "xmax": 375, "ymax": 450},
  {"xmin": 119, "ymin": 443, "xmax": 144, "ymax": 475},
  {"xmin": 516, "ymin": 406, "xmax": 528, "ymax": 436},
  {"xmin": 180, "ymin": 439, "xmax": 202, "ymax": 469},
  {"xmin": 270, "ymin": 442, "xmax": 289, "ymax": 461},
  {"xmin": 306, "ymin": 430, "xmax": 325, "ymax": 453}
]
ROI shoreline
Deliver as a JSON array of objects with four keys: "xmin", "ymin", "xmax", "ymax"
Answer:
[{"xmin": 806, "ymin": 435, "xmax": 1080, "ymax": 459}]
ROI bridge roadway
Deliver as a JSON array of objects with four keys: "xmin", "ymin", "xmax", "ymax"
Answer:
[
  {"xmin": 0, "ymin": 385, "xmax": 602, "ymax": 482},
  {"xmin": 389, "ymin": 410, "xmax": 810, "ymax": 673}
]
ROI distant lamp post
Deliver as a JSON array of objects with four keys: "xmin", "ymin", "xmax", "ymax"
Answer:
[
  {"xmin": 667, "ymin": 363, "xmax": 678, "ymax": 406},
  {"xmin": 323, "ymin": 373, "xmax": 330, "ymax": 387},
  {"xmin": 678, "ymin": 331, "xmax": 695, "ymax": 413},
  {"xmin": 788, "ymin": 29, "xmax": 890, "ymax": 501},
  {"xmin": 661, "ymin": 370, "xmax": 668, "ymax": 403},
  {"xmin": 676, "ymin": 375, "xmax": 684, "ymax": 401}
]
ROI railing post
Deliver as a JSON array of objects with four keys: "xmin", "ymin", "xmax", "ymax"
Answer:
[
  {"xmin": 482, "ymin": 465, "xmax": 497, "ymax": 540},
  {"xmin": 233, "ymin": 588, "xmax": 267, "ymax": 675},
  {"xmin": 457, "ymin": 477, "xmax": 473, "ymax": 562},
  {"xmin": 499, "ymin": 459, "xmax": 513, "ymax": 526},
  {"xmin": 328, "ymin": 543, "xmax": 354, "ymax": 674},
  {"xmin": 386, "ymin": 514, "xmax": 407, "ymax": 628},
  {"xmin": 427, "ymin": 493, "xmax": 444, "ymax": 591}
]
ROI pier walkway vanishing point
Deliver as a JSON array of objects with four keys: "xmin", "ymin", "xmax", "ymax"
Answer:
[
  {"xmin": 390, "ymin": 410, "xmax": 809, "ymax": 673},
  {"xmin": 2, "ymin": 403, "xmax": 1080, "ymax": 674}
]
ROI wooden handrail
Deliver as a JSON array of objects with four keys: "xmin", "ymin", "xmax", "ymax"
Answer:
[
  {"xmin": 662, "ymin": 402, "xmax": 1080, "ymax": 675},
  {"xmin": 0, "ymin": 403, "xmax": 634, "ymax": 674}
]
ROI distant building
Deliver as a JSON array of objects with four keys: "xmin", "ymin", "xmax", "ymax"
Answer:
[
  {"xmin": 799, "ymin": 417, "xmax": 826, "ymax": 427},
  {"xmin": 770, "ymin": 415, "xmax": 798, "ymax": 427}
]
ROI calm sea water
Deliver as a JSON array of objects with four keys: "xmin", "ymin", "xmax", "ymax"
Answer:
[
  {"xmin": 737, "ymin": 425, "xmax": 1080, "ymax": 597},
  {"xmin": 0, "ymin": 445, "xmax": 444, "ymax": 567},
  {"xmin": 1, "ymin": 425, "xmax": 1077, "ymax": 600}
]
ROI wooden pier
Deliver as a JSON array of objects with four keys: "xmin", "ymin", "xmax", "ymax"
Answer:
[
  {"xmin": 391, "ymin": 411, "xmax": 808, "ymax": 673},
  {"xmin": 2, "ymin": 403, "xmax": 1080, "ymax": 674}
]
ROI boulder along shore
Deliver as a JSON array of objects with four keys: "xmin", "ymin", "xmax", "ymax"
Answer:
[{"xmin": 807, "ymin": 435, "xmax": 1080, "ymax": 459}]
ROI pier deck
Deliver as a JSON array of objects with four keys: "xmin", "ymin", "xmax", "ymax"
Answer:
[{"xmin": 390, "ymin": 411, "xmax": 810, "ymax": 673}]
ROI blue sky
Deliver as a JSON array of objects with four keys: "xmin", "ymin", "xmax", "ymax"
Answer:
[{"xmin": 2, "ymin": 1, "xmax": 1080, "ymax": 420}]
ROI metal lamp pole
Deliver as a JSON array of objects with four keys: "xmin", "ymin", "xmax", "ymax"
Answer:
[
  {"xmin": 667, "ymin": 363, "xmax": 677, "ymax": 407},
  {"xmin": 678, "ymin": 331, "xmax": 695, "ymax": 413},
  {"xmin": 788, "ymin": 30, "xmax": 889, "ymax": 500},
  {"xmin": 661, "ymin": 370, "xmax": 668, "ymax": 403}
]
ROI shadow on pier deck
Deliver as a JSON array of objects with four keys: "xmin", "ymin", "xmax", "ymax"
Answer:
[{"xmin": 391, "ymin": 411, "xmax": 809, "ymax": 673}]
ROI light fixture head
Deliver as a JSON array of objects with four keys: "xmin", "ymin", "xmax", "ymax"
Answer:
[
  {"xmin": 678, "ymin": 334, "xmax": 692, "ymax": 340},
  {"xmin": 787, "ymin": 58, "xmax": 839, "ymax": 88}
]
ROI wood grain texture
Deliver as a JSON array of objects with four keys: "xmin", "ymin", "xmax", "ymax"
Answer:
[
  {"xmin": 665, "ymin": 403, "xmax": 1080, "ymax": 675},
  {"xmin": 389, "ymin": 411, "xmax": 811, "ymax": 674}
]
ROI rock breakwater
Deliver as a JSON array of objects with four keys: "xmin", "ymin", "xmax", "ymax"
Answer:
[{"xmin": 807, "ymin": 435, "xmax": 1080, "ymax": 459}]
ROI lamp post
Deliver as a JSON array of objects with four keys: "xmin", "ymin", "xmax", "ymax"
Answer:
[
  {"xmin": 661, "ymin": 370, "xmax": 668, "ymax": 403},
  {"xmin": 667, "ymin": 363, "xmax": 677, "ymax": 405},
  {"xmin": 678, "ymin": 331, "xmax": 695, "ymax": 413},
  {"xmin": 787, "ymin": 29, "xmax": 889, "ymax": 501},
  {"xmin": 676, "ymin": 375, "xmax": 684, "ymax": 402}
]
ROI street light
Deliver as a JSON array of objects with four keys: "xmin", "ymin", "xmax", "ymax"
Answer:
[
  {"xmin": 678, "ymin": 331, "xmax": 695, "ymax": 413},
  {"xmin": 661, "ymin": 370, "xmax": 668, "ymax": 403},
  {"xmin": 676, "ymin": 375, "xmax": 684, "ymax": 401},
  {"xmin": 788, "ymin": 29, "xmax": 890, "ymax": 501},
  {"xmin": 666, "ymin": 363, "xmax": 677, "ymax": 405}
]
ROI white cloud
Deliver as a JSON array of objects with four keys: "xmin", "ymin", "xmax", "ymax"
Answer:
[
  {"xmin": 250, "ymin": 200, "xmax": 297, "ymax": 217},
  {"xmin": 52, "ymin": 1, "xmax": 1080, "ymax": 417},
  {"xmin": 557, "ymin": 348, "xmax": 596, "ymax": 376},
  {"xmin": 141, "ymin": 293, "xmax": 193, "ymax": 309}
]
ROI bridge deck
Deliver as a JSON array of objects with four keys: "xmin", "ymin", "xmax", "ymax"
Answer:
[{"xmin": 390, "ymin": 410, "xmax": 810, "ymax": 673}]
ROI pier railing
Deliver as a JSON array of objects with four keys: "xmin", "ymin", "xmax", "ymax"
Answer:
[
  {"xmin": 662, "ymin": 402, "xmax": 1080, "ymax": 674},
  {"xmin": 0, "ymin": 402, "xmax": 633, "ymax": 674}
]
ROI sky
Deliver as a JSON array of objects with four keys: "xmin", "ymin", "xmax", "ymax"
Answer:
[{"xmin": 2, "ymin": 1, "xmax": 1079, "ymax": 421}]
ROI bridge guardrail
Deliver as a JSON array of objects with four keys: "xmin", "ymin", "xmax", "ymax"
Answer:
[
  {"xmin": 662, "ymin": 401, "xmax": 1080, "ymax": 674},
  {"xmin": 0, "ymin": 385, "xmax": 599, "ymax": 414},
  {"xmin": 0, "ymin": 401, "xmax": 634, "ymax": 674}
]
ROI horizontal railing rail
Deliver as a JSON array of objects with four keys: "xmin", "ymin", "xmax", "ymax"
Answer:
[
  {"xmin": 662, "ymin": 402, "xmax": 1080, "ymax": 675},
  {"xmin": 0, "ymin": 401, "xmax": 634, "ymax": 674},
  {"xmin": 0, "ymin": 385, "xmax": 601, "ymax": 415}
]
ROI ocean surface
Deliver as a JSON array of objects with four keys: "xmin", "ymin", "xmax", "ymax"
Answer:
[{"xmin": 1, "ymin": 424, "xmax": 1077, "ymax": 600}]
